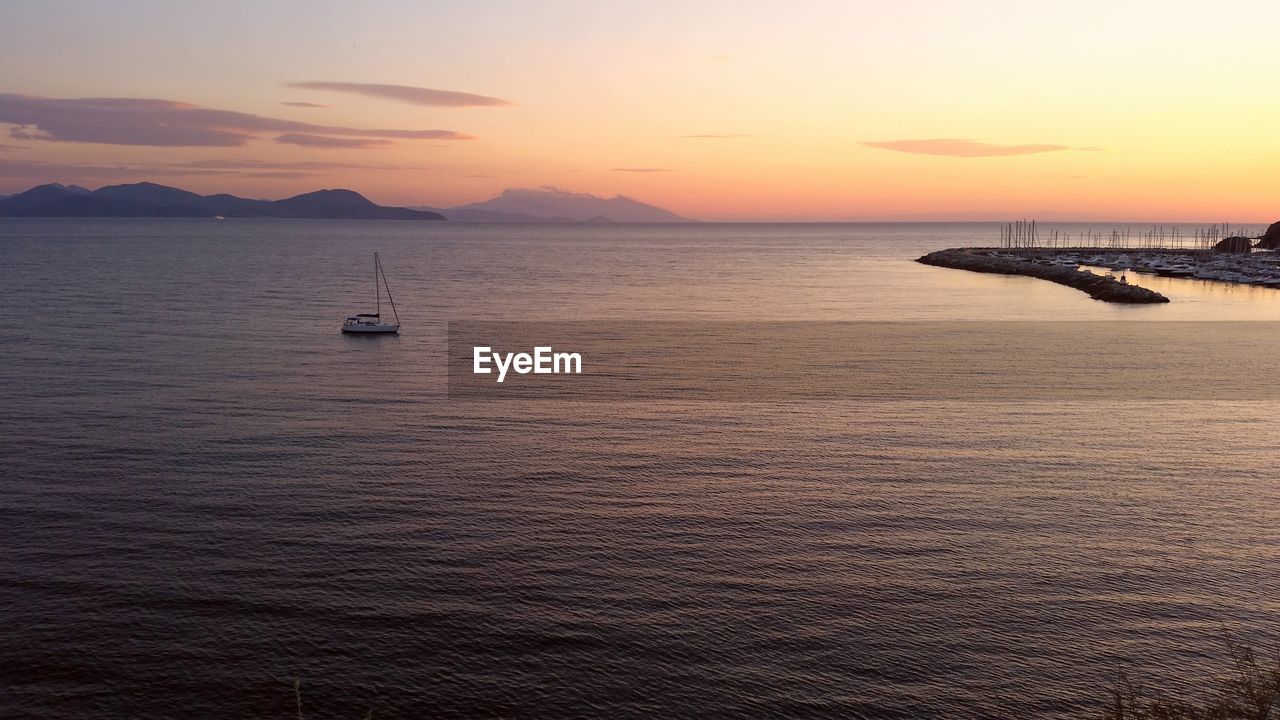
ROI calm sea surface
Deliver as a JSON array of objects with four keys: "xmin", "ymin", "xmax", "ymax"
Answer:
[{"xmin": 2, "ymin": 219, "xmax": 1278, "ymax": 719}]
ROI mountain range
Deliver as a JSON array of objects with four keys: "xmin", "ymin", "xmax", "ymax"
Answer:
[
  {"xmin": 417, "ymin": 186, "xmax": 689, "ymax": 223},
  {"xmin": 0, "ymin": 183, "xmax": 445, "ymax": 220},
  {"xmin": 0, "ymin": 182, "xmax": 690, "ymax": 223}
]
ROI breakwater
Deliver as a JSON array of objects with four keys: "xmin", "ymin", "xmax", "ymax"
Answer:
[{"xmin": 918, "ymin": 248, "xmax": 1170, "ymax": 303}]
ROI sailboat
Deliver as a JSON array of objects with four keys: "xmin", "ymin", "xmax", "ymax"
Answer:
[{"xmin": 341, "ymin": 252, "xmax": 401, "ymax": 334}]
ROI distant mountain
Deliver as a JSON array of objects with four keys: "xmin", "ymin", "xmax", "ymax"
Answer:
[
  {"xmin": 412, "ymin": 205, "xmax": 578, "ymax": 223},
  {"xmin": 0, "ymin": 182, "xmax": 445, "ymax": 220},
  {"xmin": 199, "ymin": 192, "xmax": 270, "ymax": 216},
  {"xmin": 254, "ymin": 189, "xmax": 441, "ymax": 219},
  {"xmin": 445, "ymin": 186, "xmax": 688, "ymax": 223},
  {"xmin": 0, "ymin": 184, "xmax": 83, "ymax": 214},
  {"xmin": 0, "ymin": 183, "xmax": 210, "ymax": 217},
  {"xmin": 94, "ymin": 181, "xmax": 212, "ymax": 208}
]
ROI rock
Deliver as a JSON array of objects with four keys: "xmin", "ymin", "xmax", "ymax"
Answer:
[
  {"xmin": 916, "ymin": 249, "xmax": 1170, "ymax": 304},
  {"xmin": 1214, "ymin": 236, "xmax": 1253, "ymax": 253},
  {"xmin": 1260, "ymin": 221, "xmax": 1280, "ymax": 250}
]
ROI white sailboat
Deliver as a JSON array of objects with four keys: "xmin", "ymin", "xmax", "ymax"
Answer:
[{"xmin": 341, "ymin": 252, "xmax": 400, "ymax": 334}]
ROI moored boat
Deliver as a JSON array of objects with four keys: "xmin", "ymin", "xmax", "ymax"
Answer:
[{"xmin": 342, "ymin": 252, "xmax": 400, "ymax": 334}]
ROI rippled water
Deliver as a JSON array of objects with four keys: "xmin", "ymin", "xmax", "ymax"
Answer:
[{"xmin": 2, "ymin": 219, "xmax": 1278, "ymax": 718}]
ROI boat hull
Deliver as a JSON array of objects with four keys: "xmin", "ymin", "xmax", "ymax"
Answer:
[{"xmin": 341, "ymin": 324, "xmax": 400, "ymax": 334}]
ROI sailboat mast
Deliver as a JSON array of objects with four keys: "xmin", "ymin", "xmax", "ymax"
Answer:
[
  {"xmin": 380, "ymin": 257, "xmax": 400, "ymax": 325},
  {"xmin": 375, "ymin": 252, "xmax": 381, "ymax": 318}
]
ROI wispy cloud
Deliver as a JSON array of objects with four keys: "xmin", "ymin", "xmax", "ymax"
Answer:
[
  {"xmin": 285, "ymin": 81, "xmax": 514, "ymax": 107},
  {"xmin": 0, "ymin": 93, "xmax": 473, "ymax": 147},
  {"xmin": 613, "ymin": 167, "xmax": 673, "ymax": 173},
  {"xmin": 0, "ymin": 157, "xmax": 421, "ymax": 184},
  {"xmin": 275, "ymin": 133, "xmax": 392, "ymax": 149},
  {"xmin": 0, "ymin": 158, "xmax": 303, "ymax": 180},
  {"xmin": 281, "ymin": 101, "xmax": 329, "ymax": 108},
  {"xmin": 173, "ymin": 159, "xmax": 421, "ymax": 171},
  {"xmin": 861, "ymin": 138, "xmax": 1071, "ymax": 157},
  {"xmin": 680, "ymin": 134, "xmax": 752, "ymax": 139}
]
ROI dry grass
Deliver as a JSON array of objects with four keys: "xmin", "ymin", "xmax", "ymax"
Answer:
[{"xmin": 1104, "ymin": 636, "xmax": 1280, "ymax": 719}]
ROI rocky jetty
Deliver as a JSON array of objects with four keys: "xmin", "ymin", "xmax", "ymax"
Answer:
[{"xmin": 917, "ymin": 249, "xmax": 1170, "ymax": 303}]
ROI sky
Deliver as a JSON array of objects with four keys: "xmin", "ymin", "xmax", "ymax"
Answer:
[{"xmin": 1, "ymin": 0, "xmax": 1279, "ymax": 221}]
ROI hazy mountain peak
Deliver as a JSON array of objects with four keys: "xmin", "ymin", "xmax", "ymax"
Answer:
[
  {"xmin": 458, "ymin": 186, "xmax": 687, "ymax": 223},
  {"xmin": 522, "ymin": 186, "xmax": 601, "ymax": 198}
]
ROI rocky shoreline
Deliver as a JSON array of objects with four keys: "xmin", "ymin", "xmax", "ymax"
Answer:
[{"xmin": 917, "ymin": 248, "xmax": 1171, "ymax": 303}]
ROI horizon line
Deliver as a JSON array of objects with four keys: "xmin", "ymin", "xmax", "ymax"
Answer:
[{"xmin": 1, "ymin": 180, "xmax": 1277, "ymax": 226}]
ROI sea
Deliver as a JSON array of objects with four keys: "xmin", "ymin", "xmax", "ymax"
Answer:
[{"xmin": 2, "ymin": 219, "xmax": 1278, "ymax": 719}]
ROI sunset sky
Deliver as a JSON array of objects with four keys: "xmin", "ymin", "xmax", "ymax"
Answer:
[{"xmin": 2, "ymin": 0, "xmax": 1279, "ymax": 221}]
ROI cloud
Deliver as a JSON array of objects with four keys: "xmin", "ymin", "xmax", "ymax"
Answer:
[
  {"xmin": 0, "ymin": 156, "xmax": 421, "ymax": 184},
  {"xmin": 613, "ymin": 167, "xmax": 673, "ymax": 173},
  {"xmin": 275, "ymin": 133, "xmax": 392, "ymax": 149},
  {"xmin": 0, "ymin": 93, "xmax": 473, "ymax": 147},
  {"xmin": 281, "ymin": 101, "xmax": 330, "ymax": 108},
  {"xmin": 172, "ymin": 159, "xmax": 421, "ymax": 171},
  {"xmin": 0, "ymin": 158, "xmax": 304, "ymax": 180},
  {"xmin": 680, "ymin": 134, "xmax": 751, "ymax": 139},
  {"xmin": 285, "ymin": 81, "xmax": 513, "ymax": 107},
  {"xmin": 860, "ymin": 138, "xmax": 1071, "ymax": 157}
]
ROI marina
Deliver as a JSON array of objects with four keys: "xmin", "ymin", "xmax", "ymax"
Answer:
[{"xmin": 919, "ymin": 221, "xmax": 1280, "ymax": 303}]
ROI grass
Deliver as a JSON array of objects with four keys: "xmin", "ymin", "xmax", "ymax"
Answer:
[{"xmin": 1104, "ymin": 636, "xmax": 1280, "ymax": 719}]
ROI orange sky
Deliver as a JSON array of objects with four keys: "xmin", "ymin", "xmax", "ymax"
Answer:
[{"xmin": 2, "ymin": 0, "xmax": 1279, "ymax": 221}]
